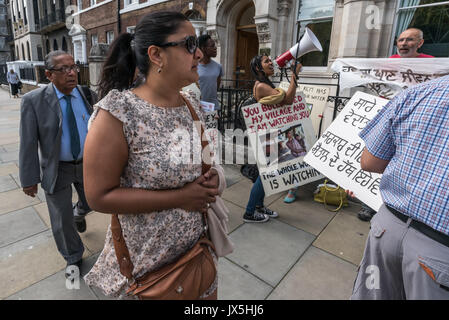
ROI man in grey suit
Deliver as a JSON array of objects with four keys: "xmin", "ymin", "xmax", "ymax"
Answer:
[{"xmin": 19, "ymin": 51, "xmax": 97, "ymax": 275}]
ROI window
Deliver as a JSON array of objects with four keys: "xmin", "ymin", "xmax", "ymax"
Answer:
[
  {"xmin": 392, "ymin": 0, "xmax": 449, "ymax": 57},
  {"xmin": 126, "ymin": 26, "xmax": 135, "ymax": 34},
  {"xmin": 124, "ymin": 0, "xmax": 137, "ymax": 7},
  {"xmin": 77, "ymin": 0, "xmax": 82, "ymax": 11},
  {"xmin": 91, "ymin": 34, "xmax": 98, "ymax": 46},
  {"xmin": 90, "ymin": 0, "xmax": 96, "ymax": 7},
  {"xmin": 106, "ymin": 31, "xmax": 114, "ymax": 44},
  {"xmin": 297, "ymin": 0, "xmax": 334, "ymax": 66},
  {"xmin": 26, "ymin": 41, "xmax": 30, "ymax": 60},
  {"xmin": 12, "ymin": 1, "xmax": 15, "ymax": 22},
  {"xmin": 23, "ymin": 0, "xmax": 27, "ymax": 25}
]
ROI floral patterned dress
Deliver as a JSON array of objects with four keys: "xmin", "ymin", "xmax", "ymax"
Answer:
[{"xmin": 83, "ymin": 89, "xmax": 217, "ymax": 299}]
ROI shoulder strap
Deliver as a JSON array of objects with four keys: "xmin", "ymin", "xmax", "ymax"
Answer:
[
  {"xmin": 181, "ymin": 94, "xmax": 212, "ymax": 175},
  {"xmin": 111, "ymin": 214, "xmax": 134, "ymax": 281}
]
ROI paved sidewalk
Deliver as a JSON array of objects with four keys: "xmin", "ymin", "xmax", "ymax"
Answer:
[{"xmin": 0, "ymin": 87, "xmax": 369, "ymax": 300}]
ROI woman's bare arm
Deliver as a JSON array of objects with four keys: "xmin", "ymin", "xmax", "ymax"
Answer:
[{"xmin": 83, "ymin": 109, "xmax": 218, "ymax": 214}]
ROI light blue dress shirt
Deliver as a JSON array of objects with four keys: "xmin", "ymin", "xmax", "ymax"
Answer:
[{"xmin": 53, "ymin": 85, "xmax": 90, "ymax": 161}]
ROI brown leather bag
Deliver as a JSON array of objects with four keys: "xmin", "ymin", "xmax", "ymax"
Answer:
[{"xmin": 110, "ymin": 94, "xmax": 217, "ymax": 300}]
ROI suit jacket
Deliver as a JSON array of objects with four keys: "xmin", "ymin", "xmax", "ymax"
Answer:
[{"xmin": 19, "ymin": 84, "xmax": 96, "ymax": 194}]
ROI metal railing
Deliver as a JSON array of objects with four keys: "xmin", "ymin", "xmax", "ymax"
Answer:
[
  {"xmin": 19, "ymin": 66, "xmax": 36, "ymax": 81},
  {"xmin": 77, "ymin": 64, "xmax": 89, "ymax": 86},
  {"xmin": 0, "ymin": 63, "xmax": 7, "ymax": 84},
  {"xmin": 217, "ymin": 79, "xmax": 255, "ymax": 131}
]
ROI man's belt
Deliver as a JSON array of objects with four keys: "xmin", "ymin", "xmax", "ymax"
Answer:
[
  {"xmin": 60, "ymin": 159, "xmax": 83, "ymax": 165},
  {"xmin": 386, "ymin": 205, "xmax": 449, "ymax": 248}
]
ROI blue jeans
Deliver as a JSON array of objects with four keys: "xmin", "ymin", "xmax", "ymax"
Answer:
[{"xmin": 245, "ymin": 176, "xmax": 265, "ymax": 214}]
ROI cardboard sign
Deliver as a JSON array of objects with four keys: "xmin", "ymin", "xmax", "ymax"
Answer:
[
  {"xmin": 304, "ymin": 91, "xmax": 389, "ymax": 211},
  {"xmin": 280, "ymin": 82, "xmax": 330, "ymax": 137},
  {"xmin": 201, "ymin": 101, "xmax": 215, "ymax": 112},
  {"xmin": 331, "ymin": 58, "xmax": 449, "ymax": 98},
  {"xmin": 242, "ymin": 93, "xmax": 323, "ymax": 196}
]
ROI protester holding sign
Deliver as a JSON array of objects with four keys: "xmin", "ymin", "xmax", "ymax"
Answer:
[
  {"xmin": 241, "ymin": 54, "xmax": 302, "ymax": 223},
  {"xmin": 351, "ymin": 75, "xmax": 449, "ymax": 300}
]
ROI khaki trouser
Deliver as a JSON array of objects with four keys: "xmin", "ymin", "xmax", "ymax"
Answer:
[{"xmin": 351, "ymin": 204, "xmax": 449, "ymax": 300}]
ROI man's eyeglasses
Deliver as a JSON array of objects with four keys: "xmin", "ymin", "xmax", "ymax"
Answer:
[
  {"xmin": 159, "ymin": 36, "xmax": 199, "ymax": 54},
  {"xmin": 50, "ymin": 65, "xmax": 80, "ymax": 74}
]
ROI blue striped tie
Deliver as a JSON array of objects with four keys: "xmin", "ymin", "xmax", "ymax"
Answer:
[{"xmin": 63, "ymin": 95, "xmax": 81, "ymax": 160}]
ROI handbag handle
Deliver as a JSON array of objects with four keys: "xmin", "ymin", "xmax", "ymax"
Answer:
[
  {"xmin": 111, "ymin": 93, "xmax": 211, "ymax": 282},
  {"xmin": 323, "ymin": 180, "xmax": 344, "ymax": 213}
]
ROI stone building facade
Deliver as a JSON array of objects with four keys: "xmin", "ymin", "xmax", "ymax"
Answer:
[
  {"xmin": 207, "ymin": 0, "xmax": 448, "ymax": 80},
  {"xmin": 69, "ymin": 0, "xmax": 208, "ymax": 64}
]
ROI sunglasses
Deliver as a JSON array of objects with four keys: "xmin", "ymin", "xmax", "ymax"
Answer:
[{"xmin": 159, "ymin": 35, "xmax": 199, "ymax": 54}]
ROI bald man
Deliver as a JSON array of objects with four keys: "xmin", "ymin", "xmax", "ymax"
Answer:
[{"xmin": 390, "ymin": 28, "xmax": 434, "ymax": 58}]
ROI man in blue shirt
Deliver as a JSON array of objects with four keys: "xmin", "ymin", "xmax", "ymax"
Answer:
[
  {"xmin": 19, "ymin": 51, "xmax": 97, "ymax": 276},
  {"xmin": 198, "ymin": 34, "xmax": 223, "ymax": 111},
  {"xmin": 351, "ymin": 75, "xmax": 449, "ymax": 299}
]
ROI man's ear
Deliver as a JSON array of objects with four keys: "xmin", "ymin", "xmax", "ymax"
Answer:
[
  {"xmin": 147, "ymin": 45, "xmax": 164, "ymax": 68},
  {"xmin": 45, "ymin": 70, "xmax": 52, "ymax": 82},
  {"xmin": 417, "ymin": 39, "xmax": 424, "ymax": 49}
]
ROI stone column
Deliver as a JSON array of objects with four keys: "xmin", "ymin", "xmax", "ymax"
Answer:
[
  {"xmin": 277, "ymin": 0, "xmax": 293, "ymax": 53},
  {"xmin": 81, "ymin": 37, "xmax": 87, "ymax": 64},
  {"xmin": 88, "ymin": 43, "xmax": 109, "ymax": 94}
]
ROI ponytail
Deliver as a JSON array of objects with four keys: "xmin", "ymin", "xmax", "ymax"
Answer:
[{"xmin": 97, "ymin": 33, "xmax": 136, "ymax": 99}]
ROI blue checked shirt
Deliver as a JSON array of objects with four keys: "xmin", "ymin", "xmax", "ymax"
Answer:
[{"xmin": 359, "ymin": 75, "xmax": 449, "ymax": 236}]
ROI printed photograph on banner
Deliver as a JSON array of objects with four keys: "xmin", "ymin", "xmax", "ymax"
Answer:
[
  {"xmin": 279, "ymin": 82, "xmax": 330, "ymax": 137},
  {"xmin": 242, "ymin": 93, "xmax": 323, "ymax": 197},
  {"xmin": 304, "ymin": 91, "xmax": 389, "ymax": 211},
  {"xmin": 258, "ymin": 124, "xmax": 309, "ymax": 166}
]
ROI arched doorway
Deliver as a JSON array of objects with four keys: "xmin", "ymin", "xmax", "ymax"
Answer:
[
  {"xmin": 53, "ymin": 39, "xmax": 58, "ymax": 51},
  {"xmin": 234, "ymin": 3, "xmax": 258, "ymax": 88},
  {"xmin": 214, "ymin": 0, "xmax": 259, "ymax": 87}
]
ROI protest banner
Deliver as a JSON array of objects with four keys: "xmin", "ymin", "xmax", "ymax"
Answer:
[
  {"xmin": 304, "ymin": 91, "xmax": 389, "ymax": 211},
  {"xmin": 331, "ymin": 58, "xmax": 449, "ymax": 99},
  {"xmin": 279, "ymin": 82, "xmax": 330, "ymax": 137},
  {"xmin": 242, "ymin": 93, "xmax": 323, "ymax": 196}
]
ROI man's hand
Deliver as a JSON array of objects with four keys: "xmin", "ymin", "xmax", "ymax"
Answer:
[
  {"xmin": 23, "ymin": 185, "xmax": 38, "ymax": 197},
  {"xmin": 201, "ymin": 168, "xmax": 219, "ymax": 189}
]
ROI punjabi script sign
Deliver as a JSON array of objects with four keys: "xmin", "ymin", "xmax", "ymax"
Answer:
[
  {"xmin": 304, "ymin": 92, "xmax": 389, "ymax": 211},
  {"xmin": 332, "ymin": 58, "xmax": 449, "ymax": 98}
]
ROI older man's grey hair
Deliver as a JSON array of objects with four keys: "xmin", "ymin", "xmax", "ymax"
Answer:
[{"xmin": 44, "ymin": 50, "xmax": 71, "ymax": 70}]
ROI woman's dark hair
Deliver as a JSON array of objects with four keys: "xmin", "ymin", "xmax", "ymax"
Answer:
[
  {"xmin": 98, "ymin": 11, "xmax": 189, "ymax": 99},
  {"xmin": 250, "ymin": 54, "xmax": 275, "ymax": 89}
]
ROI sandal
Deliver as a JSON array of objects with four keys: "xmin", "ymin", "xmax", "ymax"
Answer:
[{"xmin": 283, "ymin": 188, "xmax": 297, "ymax": 203}]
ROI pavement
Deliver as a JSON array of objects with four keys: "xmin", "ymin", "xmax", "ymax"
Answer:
[{"xmin": 0, "ymin": 87, "xmax": 370, "ymax": 300}]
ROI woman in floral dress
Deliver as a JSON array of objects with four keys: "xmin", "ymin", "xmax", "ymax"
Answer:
[{"xmin": 82, "ymin": 11, "xmax": 223, "ymax": 299}]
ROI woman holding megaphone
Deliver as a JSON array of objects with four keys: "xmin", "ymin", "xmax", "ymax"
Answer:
[{"xmin": 242, "ymin": 55, "xmax": 302, "ymax": 223}]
